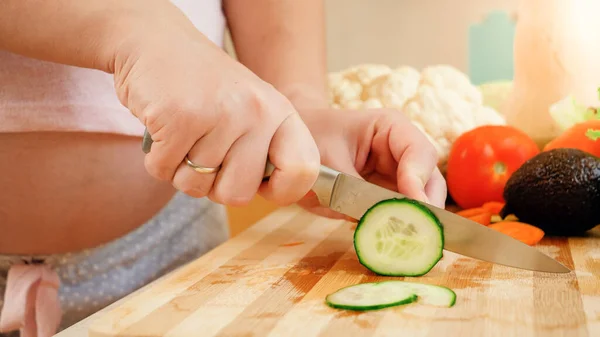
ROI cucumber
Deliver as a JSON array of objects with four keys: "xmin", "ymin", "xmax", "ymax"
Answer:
[
  {"xmin": 325, "ymin": 281, "xmax": 418, "ymax": 311},
  {"xmin": 353, "ymin": 198, "xmax": 444, "ymax": 277},
  {"xmin": 325, "ymin": 281, "xmax": 456, "ymax": 311},
  {"xmin": 400, "ymin": 281, "xmax": 456, "ymax": 307}
]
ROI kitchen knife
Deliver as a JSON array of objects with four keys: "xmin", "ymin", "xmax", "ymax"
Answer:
[{"xmin": 141, "ymin": 129, "xmax": 570, "ymax": 274}]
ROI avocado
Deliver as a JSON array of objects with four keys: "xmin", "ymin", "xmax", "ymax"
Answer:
[{"xmin": 501, "ymin": 148, "xmax": 600, "ymax": 236}]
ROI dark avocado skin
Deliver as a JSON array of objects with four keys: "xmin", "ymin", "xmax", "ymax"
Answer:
[{"xmin": 501, "ymin": 148, "xmax": 600, "ymax": 236}]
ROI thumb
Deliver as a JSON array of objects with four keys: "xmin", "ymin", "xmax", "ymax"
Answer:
[{"xmin": 396, "ymin": 150, "xmax": 435, "ymax": 205}]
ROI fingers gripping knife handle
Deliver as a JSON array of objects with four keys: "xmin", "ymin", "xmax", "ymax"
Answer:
[{"xmin": 141, "ymin": 128, "xmax": 340, "ymax": 207}]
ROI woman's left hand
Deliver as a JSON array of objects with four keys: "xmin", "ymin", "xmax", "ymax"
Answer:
[{"xmin": 297, "ymin": 107, "xmax": 448, "ymax": 220}]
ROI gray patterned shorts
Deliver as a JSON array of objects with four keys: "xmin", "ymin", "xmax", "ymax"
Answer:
[{"xmin": 0, "ymin": 192, "xmax": 229, "ymax": 335}]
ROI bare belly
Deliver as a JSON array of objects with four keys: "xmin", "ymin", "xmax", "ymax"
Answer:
[{"xmin": 0, "ymin": 132, "xmax": 177, "ymax": 255}]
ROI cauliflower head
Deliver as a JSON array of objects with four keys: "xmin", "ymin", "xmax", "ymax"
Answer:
[{"xmin": 328, "ymin": 64, "xmax": 506, "ymax": 172}]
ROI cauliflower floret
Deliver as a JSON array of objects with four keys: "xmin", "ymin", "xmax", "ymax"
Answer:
[
  {"xmin": 420, "ymin": 65, "xmax": 483, "ymax": 105},
  {"xmin": 402, "ymin": 84, "xmax": 505, "ymax": 170},
  {"xmin": 403, "ymin": 85, "xmax": 478, "ymax": 140},
  {"xmin": 341, "ymin": 64, "xmax": 392, "ymax": 86},
  {"xmin": 364, "ymin": 66, "xmax": 421, "ymax": 108},
  {"xmin": 329, "ymin": 64, "xmax": 394, "ymax": 109},
  {"xmin": 363, "ymin": 98, "xmax": 384, "ymax": 109},
  {"xmin": 328, "ymin": 73, "xmax": 363, "ymax": 107},
  {"xmin": 473, "ymin": 106, "xmax": 506, "ymax": 126}
]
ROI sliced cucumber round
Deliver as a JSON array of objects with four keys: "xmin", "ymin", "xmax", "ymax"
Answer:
[
  {"xmin": 354, "ymin": 198, "xmax": 444, "ymax": 277},
  {"xmin": 325, "ymin": 281, "xmax": 456, "ymax": 311},
  {"xmin": 325, "ymin": 281, "xmax": 417, "ymax": 311},
  {"xmin": 400, "ymin": 282, "xmax": 456, "ymax": 307}
]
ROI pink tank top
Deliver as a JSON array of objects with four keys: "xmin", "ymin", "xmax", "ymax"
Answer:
[{"xmin": 0, "ymin": 0, "xmax": 226, "ymax": 137}]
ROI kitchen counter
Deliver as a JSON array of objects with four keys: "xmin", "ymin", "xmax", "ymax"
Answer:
[{"xmin": 57, "ymin": 204, "xmax": 600, "ymax": 337}]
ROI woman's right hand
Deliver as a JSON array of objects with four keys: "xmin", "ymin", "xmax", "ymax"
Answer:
[{"xmin": 111, "ymin": 3, "xmax": 321, "ymax": 207}]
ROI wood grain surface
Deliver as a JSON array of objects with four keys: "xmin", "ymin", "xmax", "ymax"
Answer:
[{"xmin": 88, "ymin": 205, "xmax": 600, "ymax": 337}]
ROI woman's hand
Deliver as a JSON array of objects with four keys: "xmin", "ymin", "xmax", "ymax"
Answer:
[
  {"xmin": 298, "ymin": 108, "xmax": 447, "ymax": 220},
  {"xmin": 112, "ymin": 3, "xmax": 320, "ymax": 207}
]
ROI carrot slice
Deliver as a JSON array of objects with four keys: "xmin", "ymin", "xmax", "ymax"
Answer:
[
  {"xmin": 456, "ymin": 207, "xmax": 492, "ymax": 226},
  {"xmin": 481, "ymin": 201, "xmax": 505, "ymax": 215},
  {"xmin": 487, "ymin": 221, "xmax": 545, "ymax": 246},
  {"xmin": 468, "ymin": 212, "xmax": 492, "ymax": 226},
  {"xmin": 456, "ymin": 207, "xmax": 486, "ymax": 218}
]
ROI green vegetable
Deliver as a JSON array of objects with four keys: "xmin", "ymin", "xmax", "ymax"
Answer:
[
  {"xmin": 478, "ymin": 80, "xmax": 513, "ymax": 112},
  {"xmin": 325, "ymin": 281, "xmax": 456, "ymax": 311},
  {"xmin": 400, "ymin": 281, "xmax": 457, "ymax": 307},
  {"xmin": 354, "ymin": 198, "xmax": 444, "ymax": 277},
  {"xmin": 325, "ymin": 282, "xmax": 417, "ymax": 311},
  {"xmin": 550, "ymin": 86, "xmax": 600, "ymax": 134},
  {"xmin": 549, "ymin": 95, "xmax": 599, "ymax": 132},
  {"xmin": 586, "ymin": 128, "xmax": 600, "ymax": 141}
]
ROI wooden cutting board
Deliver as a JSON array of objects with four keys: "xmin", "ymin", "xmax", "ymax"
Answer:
[{"xmin": 88, "ymin": 205, "xmax": 600, "ymax": 337}]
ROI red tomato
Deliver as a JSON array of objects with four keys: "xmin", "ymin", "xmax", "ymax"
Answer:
[{"xmin": 446, "ymin": 125, "xmax": 540, "ymax": 209}]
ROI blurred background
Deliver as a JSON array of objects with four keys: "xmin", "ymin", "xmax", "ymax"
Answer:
[{"xmin": 323, "ymin": 0, "xmax": 517, "ymax": 76}]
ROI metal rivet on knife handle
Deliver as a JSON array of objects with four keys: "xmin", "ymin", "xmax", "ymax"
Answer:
[{"xmin": 142, "ymin": 128, "xmax": 154, "ymax": 154}]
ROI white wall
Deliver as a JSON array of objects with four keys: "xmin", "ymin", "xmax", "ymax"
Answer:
[
  {"xmin": 324, "ymin": 0, "xmax": 519, "ymax": 72},
  {"xmin": 224, "ymin": 0, "xmax": 520, "ymax": 72}
]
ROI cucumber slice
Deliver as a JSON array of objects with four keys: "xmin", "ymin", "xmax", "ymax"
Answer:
[
  {"xmin": 354, "ymin": 198, "xmax": 444, "ymax": 276},
  {"xmin": 325, "ymin": 281, "xmax": 417, "ymax": 311},
  {"xmin": 325, "ymin": 281, "xmax": 456, "ymax": 311},
  {"xmin": 400, "ymin": 282, "xmax": 456, "ymax": 307}
]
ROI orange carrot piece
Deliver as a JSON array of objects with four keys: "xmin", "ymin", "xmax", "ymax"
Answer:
[
  {"xmin": 456, "ymin": 207, "xmax": 492, "ymax": 225},
  {"xmin": 456, "ymin": 207, "xmax": 486, "ymax": 218},
  {"xmin": 481, "ymin": 201, "xmax": 505, "ymax": 215},
  {"xmin": 487, "ymin": 221, "xmax": 545, "ymax": 246},
  {"xmin": 468, "ymin": 212, "xmax": 492, "ymax": 226}
]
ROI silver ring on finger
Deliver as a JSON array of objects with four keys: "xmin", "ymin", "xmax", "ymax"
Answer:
[{"xmin": 184, "ymin": 155, "xmax": 220, "ymax": 174}]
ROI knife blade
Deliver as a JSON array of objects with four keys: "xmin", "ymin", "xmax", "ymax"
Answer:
[
  {"xmin": 326, "ymin": 171, "xmax": 570, "ymax": 274},
  {"xmin": 141, "ymin": 129, "xmax": 570, "ymax": 274}
]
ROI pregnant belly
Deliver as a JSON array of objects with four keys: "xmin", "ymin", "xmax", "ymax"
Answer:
[{"xmin": 0, "ymin": 132, "xmax": 177, "ymax": 255}]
